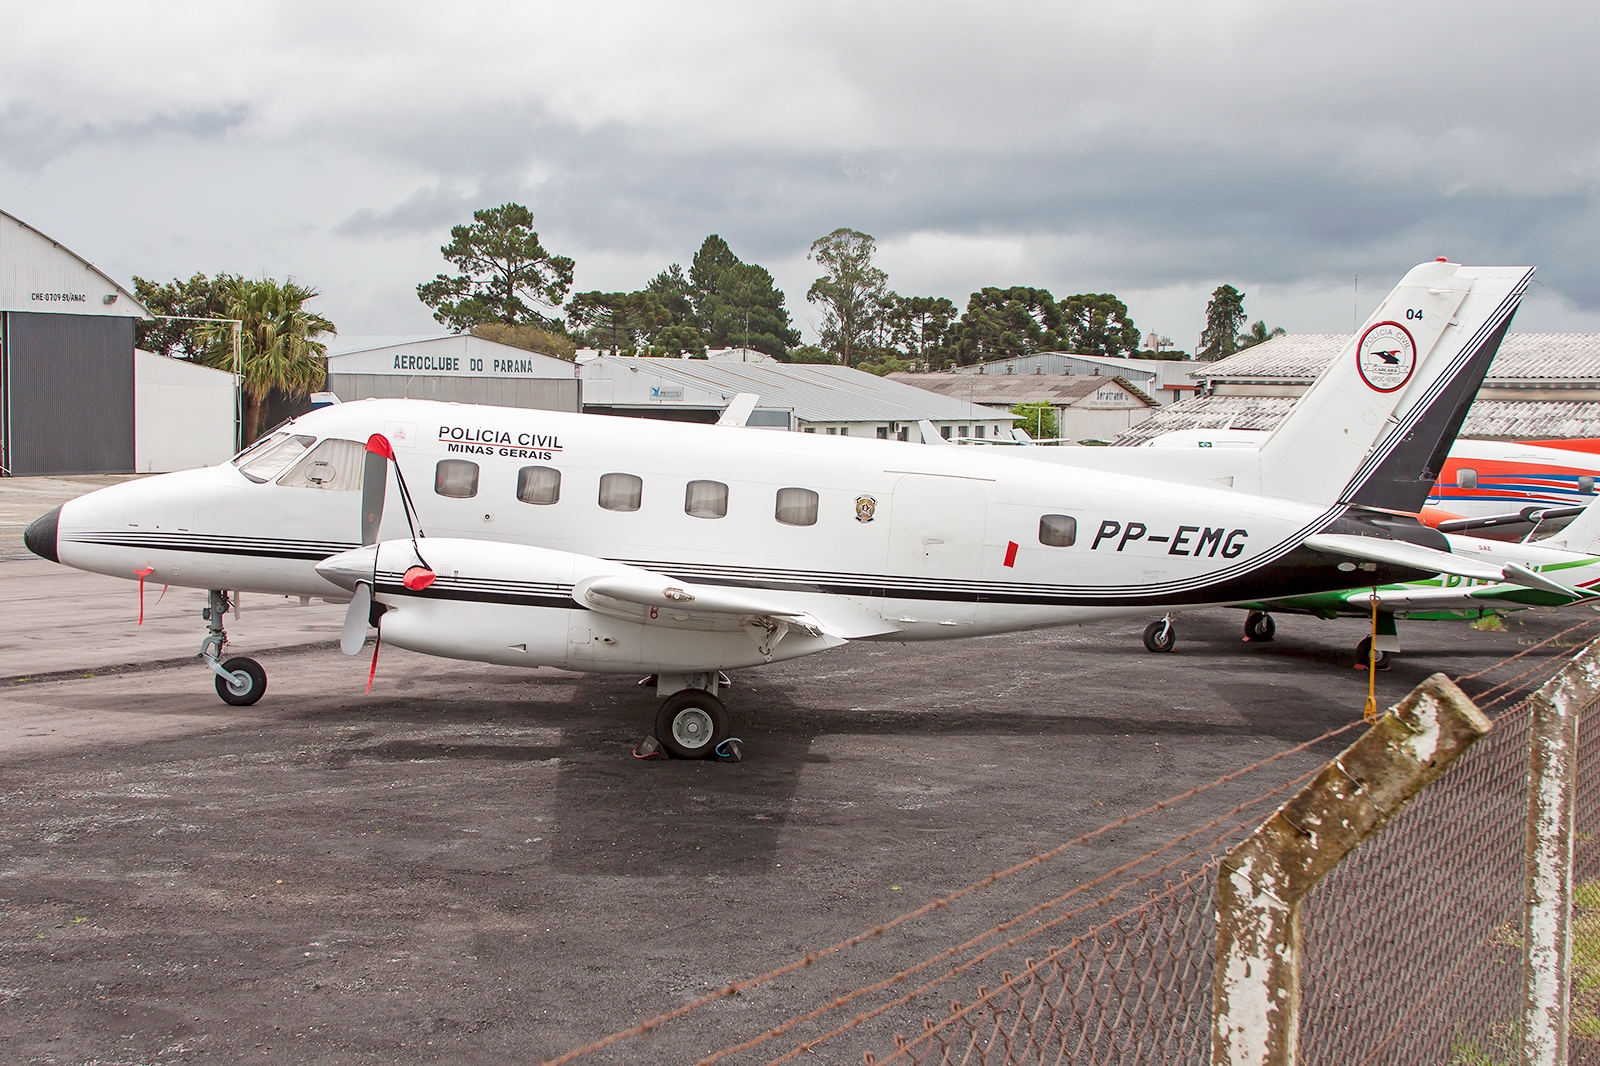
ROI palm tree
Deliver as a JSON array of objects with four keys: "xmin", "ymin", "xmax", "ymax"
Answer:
[
  {"xmin": 198, "ymin": 278, "xmax": 336, "ymax": 445},
  {"xmin": 1236, "ymin": 320, "xmax": 1286, "ymax": 350}
]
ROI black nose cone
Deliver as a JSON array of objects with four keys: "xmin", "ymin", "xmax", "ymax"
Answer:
[{"xmin": 24, "ymin": 506, "xmax": 60, "ymax": 563}]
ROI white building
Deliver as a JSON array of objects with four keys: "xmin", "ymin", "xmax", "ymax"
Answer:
[
  {"xmin": 888, "ymin": 373, "xmax": 1159, "ymax": 443},
  {"xmin": 951, "ymin": 352, "xmax": 1201, "ymax": 405},
  {"xmin": 577, "ymin": 356, "xmax": 1015, "ymax": 440},
  {"xmin": 326, "ymin": 335, "xmax": 579, "ymax": 412}
]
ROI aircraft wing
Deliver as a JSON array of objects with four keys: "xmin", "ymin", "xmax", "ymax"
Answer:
[{"xmin": 1301, "ymin": 533, "xmax": 1592, "ymax": 598}]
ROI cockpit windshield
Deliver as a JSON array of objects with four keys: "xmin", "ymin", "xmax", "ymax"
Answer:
[{"xmin": 234, "ymin": 433, "xmax": 317, "ymax": 483}]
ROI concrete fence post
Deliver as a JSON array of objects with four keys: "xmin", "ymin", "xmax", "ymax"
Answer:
[
  {"xmin": 1212, "ymin": 673, "xmax": 1492, "ymax": 1066},
  {"xmin": 1522, "ymin": 642, "xmax": 1600, "ymax": 1066}
]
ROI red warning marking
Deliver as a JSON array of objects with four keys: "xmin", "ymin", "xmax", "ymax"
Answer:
[
  {"xmin": 133, "ymin": 566, "xmax": 155, "ymax": 625},
  {"xmin": 1003, "ymin": 541, "xmax": 1019, "ymax": 568}
]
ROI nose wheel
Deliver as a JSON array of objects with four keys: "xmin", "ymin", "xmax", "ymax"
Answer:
[
  {"xmin": 1244, "ymin": 611, "xmax": 1276, "ymax": 642},
  {"xmin": 215, "ymin": 657, "xmax": 267, "ymax": 706},
  {"xmin": 200, "ymin": 590, "xmax": 268, "ymax": 706}
]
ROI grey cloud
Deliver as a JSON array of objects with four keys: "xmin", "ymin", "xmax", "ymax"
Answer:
[{"xmin": 0, "ymin": 103, "xmax": 249, "ymax": 171}]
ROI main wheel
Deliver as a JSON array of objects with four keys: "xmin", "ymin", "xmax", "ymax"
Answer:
[
  {"xmin": 1355, "ymin": 637, "xmax": 1390, "ymax": 670},
  {"xmin": 215, "ymin": 656, "xmax": 267, "ymax": 706},
  {"xmin": 1142, "ymin": 619, "xmax": 1176, "ymax": 653},
  {"xmin": 1244, "ymin": 611, "xmax": 1276, "ymax": 642},
  {"xmin": 655, "ymin": 689, "xmax": 730, "ymax": 759}
]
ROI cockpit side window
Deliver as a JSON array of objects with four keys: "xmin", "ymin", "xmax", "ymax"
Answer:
[
  {"xmin": 236, "ymin": 434, "xmax": 317, "ymax": 483},
  {"xmin": 277, "ymin": 439, "xmax": 365, "ymax": 490}
]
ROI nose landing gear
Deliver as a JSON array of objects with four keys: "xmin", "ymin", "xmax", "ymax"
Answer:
[
  {"xmin": 200, "ymin": 590, "xmax": 267, "ymax": 706},
  {"xmin": 1142, "ymin": 615, "xmax": 1177, "ymax": 653}
]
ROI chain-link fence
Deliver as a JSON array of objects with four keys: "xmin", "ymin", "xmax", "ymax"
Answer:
[{"xmin": 545, "ymin": 621, "xmax": 1600, "ymax": 1066}]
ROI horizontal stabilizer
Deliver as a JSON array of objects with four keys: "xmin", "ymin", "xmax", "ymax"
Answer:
[
  {"xmin": 1434, "ymin": 505, "xmax": 1586, "ymax": 535},
  {"xmin": 918, "ymin": 419, "xmax": 950, "ymax": 445}
]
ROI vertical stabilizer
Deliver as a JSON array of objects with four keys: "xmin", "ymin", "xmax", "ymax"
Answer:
[{"xmin": 1255, "ymin": 262, "xmax": 1533, "ymax": 509}]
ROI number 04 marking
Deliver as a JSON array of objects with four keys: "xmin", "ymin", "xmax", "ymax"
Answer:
[{"xmin": 1405, "ymin": 308, "xmax": 1424, "ymax": 320}]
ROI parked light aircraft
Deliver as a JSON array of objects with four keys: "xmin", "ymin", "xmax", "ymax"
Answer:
[
  {"xmin": 24, "ymin": 261, "xmax": 1555, "ymax": 758},
  {"xmin": 1131, "ymin": 428, "xmax": 1600, "ymax": 538},
  {"xmin": 1219, "ymin": 499, "xmax": 1600, "ymax": 667}
]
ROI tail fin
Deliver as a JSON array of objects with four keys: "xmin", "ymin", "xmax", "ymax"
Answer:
[{"xmin": 1256, "ymin": 261, "xmax": 1533, "ymax": 510}]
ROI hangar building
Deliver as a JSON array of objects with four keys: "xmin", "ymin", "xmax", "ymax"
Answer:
[
  {"xmin": 326, "ymin": 335, "xmax": 579, "ymax": 412},
  {"xmin": 887, "ymin": 372, "xmax": 1159, "ymax": 442},
  {"xmin": 949, "ymin": 353, "xmax": 1201, "ymax": 405},
  {"xmin": 1113, "ymin": 333, "xmax": 1600, "ymax": 444},
  {"xmin": 577, "ymin": 356, "xmax": 1014, "ymax": 440},
  {"xmin": 0, "ymin": 210, "xmax": 151, "ymax": 476}
]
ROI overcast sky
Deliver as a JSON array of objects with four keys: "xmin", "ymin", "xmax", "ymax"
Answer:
[{"xmin": 4, "ymin": 1, "xmax": 1598, "ymax": 348}]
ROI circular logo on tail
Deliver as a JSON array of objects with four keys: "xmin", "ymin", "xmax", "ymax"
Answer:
[{"xmin": 1356, "ymin": 321, "xmax": 1417, "ymax": 393}]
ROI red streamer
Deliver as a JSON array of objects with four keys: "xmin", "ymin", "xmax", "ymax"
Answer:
[
  {"xmin": 365, "ymin": 628, "xmax": 382, "ymax": 695},
  {"xmin": 133, "ymin": 567, "xmax": 155, "ymax": 625}
]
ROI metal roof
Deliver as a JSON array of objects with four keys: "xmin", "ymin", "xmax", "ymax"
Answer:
[
  {"xmin": 1110, "ymin": 394, "xmax": 1600, "ymax": 445},
  {"xmin": 324, "ymin": 334, "xmax": 457, "ymax": 356},
  {"xmin": 1193, "ymin": 333, "xmax": 1600, "ymax": 385},
  {"xmin": 947, "ymin": 352, "xmax": 1202, "ymax": 391},
  {"xmin": 582, "ymin": 357, "xmax": 1015, "ymax": 424},
  {"xmin": 886, "ymin": 373, "xmax": 1159, "ymax": 408}
]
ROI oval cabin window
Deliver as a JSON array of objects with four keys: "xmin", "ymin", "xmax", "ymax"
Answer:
[
  {"xmin": 685, "ymin": 480, "xmax": 729, "ymax": 519},
  {"xmin": 516, "ymin": 466, "xmax": 561, "ymax": 505},
  {"xmin": 1039, "ymin": 514, "xmax": 1077, "ymax": 547},
  {"xmin": 775, "ymin": 487, "xmax": 819, "ymax": 526},
  {"xmin": 435, "ymin": 459, "xmax": 480, "ymax": 498},
  {"xmin": 1456, "ymin": 468, "xmax": 1478, "ymax": 490},
  {"xmin": 598, "ymin": 473, "xmax": 643, "ymax": 512}
]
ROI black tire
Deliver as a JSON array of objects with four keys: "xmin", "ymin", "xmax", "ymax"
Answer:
[
  {"xmin": 215, "ymin": 656, "xmax": 267, "ymax": 706},
  {"xmin": 1245, "ymin": 611, "xmax": 1276, "ymax": 642},
  {"xmin": 1355, "ymin": 637, "xmax": 1390, "ymax": 670},
  {"xmin": 655, "ymin": 689, "xmax": 730, "ymax": 759},
  {"xmin": 1142, "ymin": 619, "xmax": 1176, "ymax": 653}
]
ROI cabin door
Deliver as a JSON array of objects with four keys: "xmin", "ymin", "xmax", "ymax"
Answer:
[{"xmin": 885, "ymin": 474, "xmax": 988, "ymax": 625}]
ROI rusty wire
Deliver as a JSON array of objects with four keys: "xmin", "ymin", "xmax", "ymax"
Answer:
[
  {"xmin": 540, "ymin": 717, "xmax": 1363, "ymax": 1066},
  {"xmin": 544, "ymin": 627, "xmax": 1600, "ymax": 1066}
]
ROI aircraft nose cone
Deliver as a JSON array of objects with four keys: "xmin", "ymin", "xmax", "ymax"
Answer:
[
  {"xmin": 23, "ymin": 506, "xmax": 61, "ymax": 563},
  {"xmin": 315, "ymin": 546, "xmax": 378, "ymax": 592}
]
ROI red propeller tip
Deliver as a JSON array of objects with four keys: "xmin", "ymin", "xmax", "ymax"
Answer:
[
  {"xmin": 365, "ymin": 433, "xmax": 395, "ymax": 460},
  {"xmin": 402, "ymin": 566, "xmax": 436, "ymax": 591}
]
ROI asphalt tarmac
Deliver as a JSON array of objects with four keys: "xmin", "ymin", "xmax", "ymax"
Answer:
[{"xmin": 0, "ymin": 480, "xmax": 1584, "ymax": 1064}]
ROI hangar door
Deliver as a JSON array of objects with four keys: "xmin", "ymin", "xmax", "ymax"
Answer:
[
  {"xmin": 1, "ymin": 312, "xmax": 135, "ymax": 475},
  {"xmin": 886, "ymin": 474, "xmax": 988, "ymax": 624}
]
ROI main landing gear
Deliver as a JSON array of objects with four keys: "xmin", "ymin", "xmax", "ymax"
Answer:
[
  {"xmin": 200, "ymin": 590, "xmax": 267, "ymax": 706},
  {"xmin": 647, "ymin": 672, "xmax": 739, "ymax": 760}
]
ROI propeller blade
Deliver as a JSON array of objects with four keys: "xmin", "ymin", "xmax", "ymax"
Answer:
[
  {"xmin": 341, "ymin": 581, "xmax": 372, "ymax": 656},
  {"xmin": 361, "ymin": 435, "xmax": 392, "ymax": 546}
]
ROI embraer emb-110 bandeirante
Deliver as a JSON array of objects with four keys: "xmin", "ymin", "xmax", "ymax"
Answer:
[{"xmin": 24, "ymin": 261, "xmax": 1562, "ymax": 759}]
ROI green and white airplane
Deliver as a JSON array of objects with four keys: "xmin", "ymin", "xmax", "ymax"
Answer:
[{"xmin": 1197, "ymin": 502, "xmax": 1600, "ymax": 666}]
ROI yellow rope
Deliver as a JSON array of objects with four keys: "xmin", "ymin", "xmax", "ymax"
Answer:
[{"xmin": 1364, "ymin": 590, "xmax": 1379, "ymax": 723}]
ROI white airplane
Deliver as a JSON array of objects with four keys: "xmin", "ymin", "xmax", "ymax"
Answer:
[{"xmin": 24, "ymin": 260, "xmax": 1552, "ymax": 759}]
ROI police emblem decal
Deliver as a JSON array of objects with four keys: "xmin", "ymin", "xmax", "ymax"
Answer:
[
  {"xmin": 854, "ymin": 495, "xmax": 877, "ymax": 523},
  {"xmin": 1355, "ymin": 321, "xmax": 1418, "ymax": 393}
]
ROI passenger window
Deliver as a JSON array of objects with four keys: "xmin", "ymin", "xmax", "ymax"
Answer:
[
  {"xmin": 236, "ymin": 434, "xmax": 316, "ymax": 483},
  {"xmin": 1039, "ymin": 514, "xmax": 1077, "ymax": 547},
  {"xmin": 775, "ymin": 487, "xmax": 819, "ymax": 526},
  {"xmin": 517, "ymin": 466, "xmax": 561, "ymax": 505},
  {"xmin": 599, "ymin": 473, "xmax": 643, "ymax": 512},
  {"xmin": 1456, "ymin": 467, "xmax": 1478, "ymax": 489},
  {"xmin": 1582, "ymin": 476, "xmax": 1596, "ymax": 496},
  {"xmin": 277, "ymin": 438, "xmax": 364, "ymax": 490},
  {"xmin": 685, "ymin": 479, "xmax": 729, "ymax": 519},
  {"xmin": 435, "ymin": 459, "xmax": 479, "ymax": 498}
]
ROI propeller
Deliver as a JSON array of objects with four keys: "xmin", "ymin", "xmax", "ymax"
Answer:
[{"xmin": 340, "ymin": 434, "xmax": 437, "ymax": 692}]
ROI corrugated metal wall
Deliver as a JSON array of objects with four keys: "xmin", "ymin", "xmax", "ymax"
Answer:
[
  {"xmin": 3, "ymin": 311, "xmax": 135, "ymax": 475},
  {"xmin": 327, "ymin": 373, "xmax": 579, "ymax": 412}
]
